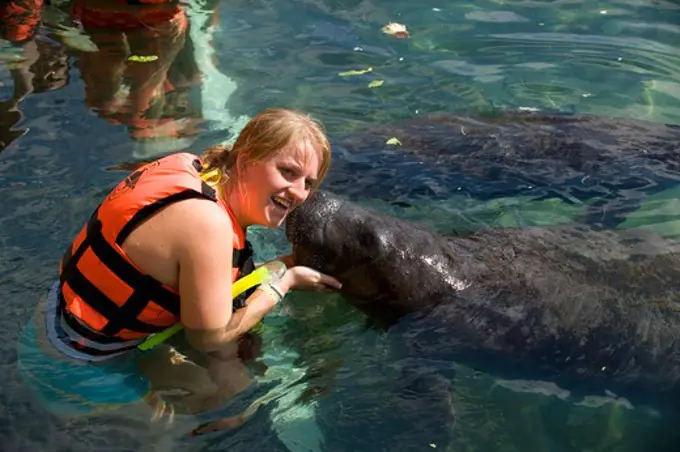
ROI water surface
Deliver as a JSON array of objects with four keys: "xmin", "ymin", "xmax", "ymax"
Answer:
[{"xmin": 2, "ymin": 0, "xmax": 680, "ymax": 450}]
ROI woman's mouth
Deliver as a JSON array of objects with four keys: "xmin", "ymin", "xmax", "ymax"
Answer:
[{"xmin": 271, "ymin": 196, "xmax": 292, "ymax": 212}]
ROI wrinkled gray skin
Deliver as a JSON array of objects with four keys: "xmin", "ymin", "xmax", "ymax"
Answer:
[
  {"xmin": 286, "ymin": 190, "xmax": 680, "ymax": 397},
  {"xmin": 326, "ymin": 112, "xmax": 680, "ymax": 226},
  {"xmin": 336, "ymin": 111, "xmax": 680, "ymax": 183}
]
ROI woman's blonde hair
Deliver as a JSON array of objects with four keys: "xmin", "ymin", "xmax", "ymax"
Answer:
[{"xmin": 200, "ymin": 108, "xmax": 331, "ymax": 189}]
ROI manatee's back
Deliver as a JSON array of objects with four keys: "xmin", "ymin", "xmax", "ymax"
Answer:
[
  {"xmin": 435, "ymin": 225, "xmax": 680, "ymax": 392},
  {"xmin": 338, "ymin": 111, "xmax": 680, "ymax": 168},
  {"xmin": 332, "ymin": 112, "xmax": 680, "ymax": 202}
]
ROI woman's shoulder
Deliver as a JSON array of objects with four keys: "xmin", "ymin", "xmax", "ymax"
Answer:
[{"xmin": 164, "ymin": 197, "xmax": 235, "ymax": 245}]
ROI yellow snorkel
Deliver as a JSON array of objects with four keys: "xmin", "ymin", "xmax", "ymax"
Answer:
[{"xmin": 137, "ymin": 260, "xmax": 286, "ymax": 351}]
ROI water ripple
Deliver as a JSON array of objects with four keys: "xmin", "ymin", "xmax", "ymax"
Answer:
[{"xmin": 1, "ymin": 0, "xmax": 680, "ymax": 450}]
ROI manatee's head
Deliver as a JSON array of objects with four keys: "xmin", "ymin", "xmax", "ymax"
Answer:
[
  {"xmin": 285, "ymin": 190, "xmax": 349, "ymax": 275},
  {"xmin": 285, "ymin": 190, "xmax": 453, "ymax": 326},
  {"xmin": 285, "ymin": 190, "xmax": 388, "ymax": 302}
]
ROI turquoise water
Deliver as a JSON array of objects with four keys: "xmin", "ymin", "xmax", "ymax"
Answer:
[{"xmin": 1, "ymin": 0, "xmax": 680, "ymax": 450}]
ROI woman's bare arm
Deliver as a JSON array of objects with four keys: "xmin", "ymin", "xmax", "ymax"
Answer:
[{"xmin": 174, "ymin": 200, "xmax": 284, "ymax": 352}]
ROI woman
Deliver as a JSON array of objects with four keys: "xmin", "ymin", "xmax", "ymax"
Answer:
[{"xmin": 18, "ymin": 108, "xmax": 342, "ymax": 417}]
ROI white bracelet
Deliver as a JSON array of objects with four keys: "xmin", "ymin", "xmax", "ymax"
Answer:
[{"xmin": 258, "ymin": 283, "xmax": 285, "ymax": 304}]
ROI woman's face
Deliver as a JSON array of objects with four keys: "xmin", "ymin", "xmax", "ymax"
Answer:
[{"xmin": 230, "ymin": 139, "xmax": 322, "ymax": 228}]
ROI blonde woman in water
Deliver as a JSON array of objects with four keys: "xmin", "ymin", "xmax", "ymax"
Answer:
[{"xmin": 18, "ymin": 108, "xmax": 341, "ymax": 421}]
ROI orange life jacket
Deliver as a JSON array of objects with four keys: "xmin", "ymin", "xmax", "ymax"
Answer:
[
  {"xmin": 57, "ymin": 152, "xmax": 254, "ymax": 357},
  {"xmin": 71, "ymin": 0, "xmax": 185, "ymax": 33},
  {"xmin": 0, "ymin": 0, "xmax": 43, "ymax": 44}
]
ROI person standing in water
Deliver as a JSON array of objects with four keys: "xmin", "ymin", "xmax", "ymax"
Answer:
[{"xmin": 18, "ymin": 108, "xmax": 342, "ymax": 417}]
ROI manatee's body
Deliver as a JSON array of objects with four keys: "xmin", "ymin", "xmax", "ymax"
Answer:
[
  {"xmin": 284, "ymin": 115, "xmax": 680, "ymax": 449},
  {"xmin": 338, "ymin": 112, "xmax": 680, "ymax": 175},
  {"xmin": 286, "ymin": 191, "xmax": 680, "ymax": 396},
  {"xmin": 326, "ymin": 112, "xmax": 680, "ymax": 223}
]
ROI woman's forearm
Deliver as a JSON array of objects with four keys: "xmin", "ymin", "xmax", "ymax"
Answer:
[
  {"xmin": 186, "ymin": 274, "xmax": 293, "ymax": 352},
  {"xmin": 223, "ymin": 290, "xmax": 278, "ymax": 339}
]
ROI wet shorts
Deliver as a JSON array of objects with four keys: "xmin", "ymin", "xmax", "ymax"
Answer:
[{"xmin": 16, "ymin": 283, "xmax": 151, "ymax": 417}]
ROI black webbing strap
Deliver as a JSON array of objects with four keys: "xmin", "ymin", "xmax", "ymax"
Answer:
[{"xmin": 60, "ymin": 188, "xmax": 216, "ymax": 337}]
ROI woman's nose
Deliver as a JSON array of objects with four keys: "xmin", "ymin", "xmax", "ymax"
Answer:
[{"xmin": 289, "ymin": 178, "xmax": 310, "ymax": 202}]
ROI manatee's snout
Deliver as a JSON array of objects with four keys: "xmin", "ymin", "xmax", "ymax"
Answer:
[
  {"xmin": 285, "ymin": 191, "xmax": 325, "ymax": 246},
  {"xmin": 285, "ymin": 190, "xmax": 346, "ymax": 272}
]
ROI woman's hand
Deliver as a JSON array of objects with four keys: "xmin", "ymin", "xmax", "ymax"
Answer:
[{"xmin": 280, "ymin": 266, "xmax": 342, "ymax": 293}]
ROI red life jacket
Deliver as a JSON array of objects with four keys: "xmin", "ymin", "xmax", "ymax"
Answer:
[{"xmin": 58, "ymin": 152, "xmax": 254, "ymax": 357}]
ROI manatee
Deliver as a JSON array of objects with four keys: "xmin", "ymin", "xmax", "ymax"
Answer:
[
  {"xmin": 326, "ymin": 111, "xmax": 680, "ymax": 225},
  {"xmin": 285, "ymin": 190, "xmax": 680, "ymax": 406}
]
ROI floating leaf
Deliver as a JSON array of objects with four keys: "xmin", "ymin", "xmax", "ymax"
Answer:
[
  {"xmin": 128, "ymin": 55, "xmax": 159, "ymax": 63},
  {"xmin": 385, "ymin": 137, "xmax": 402, "ymax": 145},
  {"xmin": 381, "ymin": 22, "xmax": 410, "ymax": 39},
  {"xmin": 368, "ymin": 79, "xmax": 384, "ymax": 88},
  {"xmin": 338, "ymin": 67, "xmax": 373, "ymax": 77}
]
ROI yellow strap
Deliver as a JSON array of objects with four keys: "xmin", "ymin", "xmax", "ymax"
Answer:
[
  {"xmin": 200, "ymin": 166, "xmax": 222, "ymax": 187},
  {"xmin": 137, "ymin": 261, "xmax": 286, "ymax": 351}
]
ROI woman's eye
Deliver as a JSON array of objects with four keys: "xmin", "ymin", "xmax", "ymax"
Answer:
[{"xmin": 279, "ymin": 167, "xmax": 295, "ymax": 177}]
